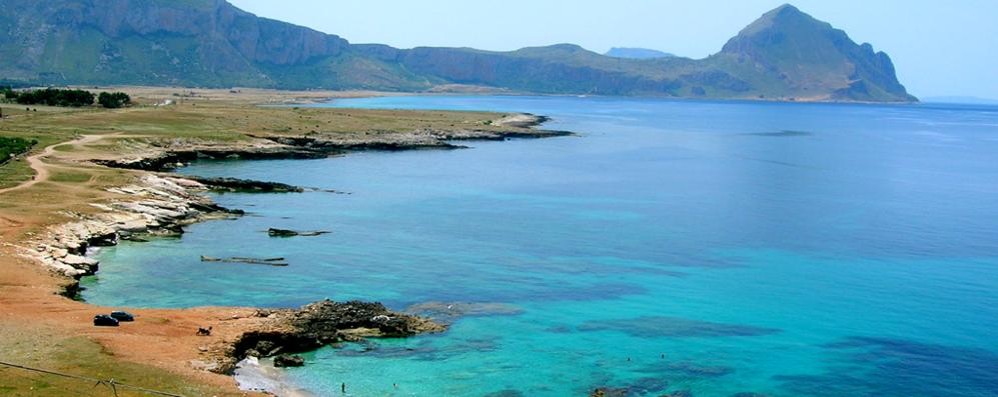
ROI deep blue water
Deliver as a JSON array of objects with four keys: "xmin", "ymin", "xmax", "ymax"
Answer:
[{"xmin": 84, "ymin": 96, "xmax": 998, "ymax": 396}]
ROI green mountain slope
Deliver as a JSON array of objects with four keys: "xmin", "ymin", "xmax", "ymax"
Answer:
[{"xmin": 0, "ymin": 1, "xmax": 916, "ymax": 102}]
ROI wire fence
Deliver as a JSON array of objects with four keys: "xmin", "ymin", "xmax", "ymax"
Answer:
[{"xmin": 0, "ymin": 360, "xmax": 186, "ymax": 397}]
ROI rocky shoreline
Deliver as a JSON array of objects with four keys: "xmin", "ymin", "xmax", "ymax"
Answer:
[
  {"xmin": 22, "ymin": 112, "xmax": 562, "ymax": 284},
  {"xmin": 13, "ymin": 171, "xmax": 447, "ymax": 386},
  {"xmin": 17, "ymin": 174, "xmax": 239, "ymax": 285},
  {"xmin": 93, "ymin": 113, "xmax": 569, "ymax": 172},
  {"xmin": 8, "ymin": 112, "xmax": 563, "ymax": 393}
]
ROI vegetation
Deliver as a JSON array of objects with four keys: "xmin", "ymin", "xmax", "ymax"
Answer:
[
  {"xmin": 13, "ymin": 88, "xmax": 95, "ymax": 107},
  {"xmin": 1, "ymin": 88, "xmax": 131, "ymax": 109},
  {"xmin": 0, "ymin": 137, "xmax": 35, "ymax": 165},
  {"xmin": 0, "ymin": 337, "xmax": 239, "ymax": 396},
  {"xmin": 97, "ymin": 91, "xmax": 131, "ymax": 108},
  {"xmin": 1, "ymin": 85, "xmax": 18, "ymax": 101}
]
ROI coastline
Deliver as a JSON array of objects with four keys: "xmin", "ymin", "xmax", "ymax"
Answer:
[{"xmin": 0, "ymin": 98, "xmax": 567, "ymax": 395}]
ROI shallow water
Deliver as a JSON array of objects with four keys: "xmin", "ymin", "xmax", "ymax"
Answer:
[{"xmin": 84, "ymin": 96, "xmax": 998, "ymax": 396}]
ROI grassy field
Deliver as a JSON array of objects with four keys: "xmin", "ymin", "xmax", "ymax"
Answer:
[
  {"xmin": 0, "ymin": 335, "xmax": 237, "ymax": 397},
  {"xmin": 0, "ymin": 89, "xmax": 526, "ymax": 188}
]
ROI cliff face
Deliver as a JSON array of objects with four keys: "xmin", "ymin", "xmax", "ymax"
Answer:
[
  {"xmin": 715, "ymin": 4, "xmax": 915, "ymax": 101},
  {"xmin": 0, "ymin": 1, "xmax": 916, "ymax": 102}
]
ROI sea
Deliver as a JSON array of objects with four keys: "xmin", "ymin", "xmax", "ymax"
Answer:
[{"xmin": 82, "ymin": 96, "xmax": 998, "ymax": 396}]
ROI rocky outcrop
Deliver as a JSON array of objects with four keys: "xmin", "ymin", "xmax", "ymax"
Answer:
[
  {"xmin": 272, "ymin": 354, "xmax": 304, "ymax": 368},
  {"xmin": 217, "ymin": 300, "xmax": 445, "ymax": 373},
  {"xmin": 92, "ymin": 147, "xmax": 326, "ymax": 171},
  {"xmin": 90, "ymin": 121, "xmax": 569, "ymax": 173},
  {"xmin": 17, "ymin": 174, "xmax": 238, "ymax": 281},
  {"xmin": 183, "ymin": 176, "xmax": 305, "ymax": 193},
  {"xmin": 267, "ymin": 228, "xmax": 329, "ymax": 237}
]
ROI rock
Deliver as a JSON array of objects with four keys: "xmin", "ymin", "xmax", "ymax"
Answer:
[
  {"xmin": 591, "ymin": 388, "xmax": 629, "ymax": 397},
  {"xmin": 183, "ymin": 176, "xmax": 305, "ymax": 193},
  {"xmin": 272, "ymin": 354, "xmax": 304, "ymax": 368},
  {"xmin": 267, "ymin": 228, "xmax": 330, "ymax": 237},
  {"xmin": 229, "ymin": 300, "xmax": 446, "ymax": 367},
  {"xmin": 189, "ymin": 359, "xmax": 220, "ymax": 372},
  {"xmin": 49, "ymin": 248, "xmax": 68, "ymax": 259},
  {"xmin": 61, "ymin": 254, "xmax": 99, "ymax": 272},
  {"xmin": 267, "ymin": 228, "xmax": 299, "ymax": 237}
]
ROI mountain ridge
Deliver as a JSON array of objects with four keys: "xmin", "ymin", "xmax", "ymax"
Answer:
[
  {"xmin": 605, "ymin": 47, "xmax": 675, "ymax": 59},
  {"xmin": 0, "ymin": 1, "xmax": 916, "ymax": 102}
]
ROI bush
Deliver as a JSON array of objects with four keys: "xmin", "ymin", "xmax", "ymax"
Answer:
[
  {"xmin": 1, "ymin": 86, "xmax": 17, "ymax": 101},
  {"xmin": 0, "ymin": 137, "xmax": 35, "ymax": 165},
  {"xmin": 98, "ymin": 91, "xmax": 131, "ymax": 108},
  {"xmin": 15, "ymin": 88, "xmax": 95, "ymax": 107}
]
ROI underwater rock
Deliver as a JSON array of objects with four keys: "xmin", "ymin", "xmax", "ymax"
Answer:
[
  {"xmin": 267, "ymin": 228, "xmax": 330, "ymax": 237},
  {"xmin": 272, "ymin": 354, "xmax": 304, "ymax": 368},
  {"xmin": 590, "ymin": 387, "xmax": 629, "ymax": 397},
  {"xmin": 404, "ymin": 301, "xmax": 524, "ymax": 324}
]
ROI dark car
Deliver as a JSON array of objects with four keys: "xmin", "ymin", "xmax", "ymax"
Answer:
[
  {"xmin": 93, "ymin": 314, "xmax": 119, "ymax": 327},
  {"xmin": 110, "ymin": 311, "xmax": 134, "ymax": 322}
]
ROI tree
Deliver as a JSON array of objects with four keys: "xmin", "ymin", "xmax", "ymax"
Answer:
[
  {"xmin": 15, "ymin": 88, "xmax": 94, "ymax": 107},
  {"xmin": 98, "ymin": 92, "xmax": 131, "ymax": 108},
  {"xmin": 1, "ymin": 86, "xmax": 17, "ymax": 101}
]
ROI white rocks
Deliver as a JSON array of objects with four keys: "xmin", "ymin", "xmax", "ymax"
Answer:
[
  {"xmin": 18, "ymin": 174, "xmax": 231, "ymax": 279},
  {"xmin": 49, "ymin": 248, "xmax": 68, "ymax": 259},
  {"xmin": 62, "ymin": 254, "xmax": 98, "ymax": 267}
]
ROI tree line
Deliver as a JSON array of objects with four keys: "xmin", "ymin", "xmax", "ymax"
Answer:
[{"xmin": 0, "ymin": 87, "xmax": 131, "ymax": 108}]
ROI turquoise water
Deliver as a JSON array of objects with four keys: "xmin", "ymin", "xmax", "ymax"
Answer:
[{"xmin": 83, "ymin": 96, "xmax": 998, "ymax": 396}]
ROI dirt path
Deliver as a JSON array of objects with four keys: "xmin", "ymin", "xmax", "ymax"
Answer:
[{"xmin": 0, "ymin": 134, "xmax": 104, "ymax": 195}]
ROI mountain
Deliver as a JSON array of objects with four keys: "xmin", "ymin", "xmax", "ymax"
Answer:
[
  {"xmin": 605, "ymin": 47, "xmax": 675, "ymax": 59},
  {"xmin": 0, "ymin": 1, "xmax": 916, "ymax": 102},
  {"xmin": 713, "ymin": 4, "xmax": 915, "ymax": 102}
]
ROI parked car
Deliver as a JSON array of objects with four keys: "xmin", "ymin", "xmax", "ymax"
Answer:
[
  {"xmin": 93, "ymin": 314, "xmax": 119, "ymax": 327},
  {"xmin": 110, "ymin": 311, "xmax": 134, "ymax": 322}
]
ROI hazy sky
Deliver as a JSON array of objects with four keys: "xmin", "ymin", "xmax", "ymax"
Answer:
[{"xmin": 229, "ymin": 0, "xmax": 998, "ymax": 99}]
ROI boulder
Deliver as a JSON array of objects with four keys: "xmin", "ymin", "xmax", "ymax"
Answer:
[{"xmin": 273, "ymin": 354, "xmax": 304, "ymax": 368}]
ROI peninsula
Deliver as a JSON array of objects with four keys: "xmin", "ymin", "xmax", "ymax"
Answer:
[{"xmin": 0, "ymin": 88, "xmax": 566, "ymax": 395}]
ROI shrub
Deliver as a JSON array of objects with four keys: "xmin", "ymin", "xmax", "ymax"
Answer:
[
  {"xmin": 15, "ymin": 88, "xmax": 95, "ymax": 107},
  {"xmin": 98, "ymin": 91, "xmax": 132, "ymax": 108},
  {"xmin": 0, "ymin": 137, "xmax": 35, "ymax": 165}
]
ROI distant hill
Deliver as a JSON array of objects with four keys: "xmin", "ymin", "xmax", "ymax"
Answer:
[
  {"xmin": 0, "ymin": 1, "xmax": 916, "ymax": 102},
  {"xmin": 605, "ymin": 47, "xmax": 675, "ymax": 59}
]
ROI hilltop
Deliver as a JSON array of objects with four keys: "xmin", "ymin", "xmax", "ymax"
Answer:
[
  {"xmin": 605, "ymin": 47, "xmax": 675, "ymax": 59},
  {"xmin": 0, "ymin": 1, "xmax": 915, "ymax": 102}
]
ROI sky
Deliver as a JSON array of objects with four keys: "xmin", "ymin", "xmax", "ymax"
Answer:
[{"xmin": 228, "ymin": 0, "xmax": 998, "ymax": 99}]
